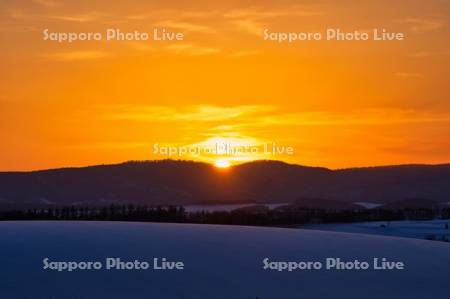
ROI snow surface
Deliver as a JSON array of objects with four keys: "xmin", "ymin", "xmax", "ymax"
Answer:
[
  {"xmin": 305, "ymin": 219, "xmax": 450, "ymax": 240},
  {"xmin": 353, "ymin": 202, "xmax": 383, "ymax": 209},
  {"xmin": 1, "ymin": 221, "xmax": 449, "ymax": 299}
]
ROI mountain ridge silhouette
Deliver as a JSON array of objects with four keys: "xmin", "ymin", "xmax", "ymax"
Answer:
[{"xmin": 1, "ymin": 159, "xmax": 449, "ymax": 209}]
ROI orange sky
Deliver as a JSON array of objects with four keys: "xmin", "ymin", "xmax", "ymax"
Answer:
[{"xmin": 0, "ymin": 0, "xmax": 449, "ymax": 170}]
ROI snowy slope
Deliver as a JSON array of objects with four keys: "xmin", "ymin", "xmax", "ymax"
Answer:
[
  {"xmin": 1, "ymin": 221, "xmax": 449, "ymax": 299},
  {"xmin": 305, "ymin": 220, "xmax": 450, "ymax": 240}
]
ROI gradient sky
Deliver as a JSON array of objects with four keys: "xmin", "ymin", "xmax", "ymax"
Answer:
[{"xmin": 0, "ymin": 0, "xmax": 449, "ymax": 170}]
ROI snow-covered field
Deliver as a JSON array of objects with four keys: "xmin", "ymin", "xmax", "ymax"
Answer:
[
  {"xmin": 305, "ymin": 219, "xmax": 450, "ymax": 241},
  {"xmin": 1, "ymin": 221, "xmax": 449, "ymax": 299},
  {"xmin": 353, "ymin": 202, "xmax": 383, "ymax": 209}
]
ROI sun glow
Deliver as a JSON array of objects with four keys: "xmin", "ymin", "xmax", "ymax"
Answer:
[
  {"xmin": 214, "ymin": 159, "xmax": 231, "ymax": 168},
  {"xmin": 192, "ymin": 136, "xmax": 265, "ymax": 166}
]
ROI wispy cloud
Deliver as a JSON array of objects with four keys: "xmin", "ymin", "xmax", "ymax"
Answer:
[
  {"xmin": 408, "ymin": 51, "xmax": 450, "ymax": 58},
  {"xmin": 258, "ymin": 109, "xmax": 450, "ymax": 126},
  {"xmin": 104, "ymin": 105, "xmax": 275, "ymax": 122},
  {"xmin": 43, "ymin": 50, "xmax": 110, "ymax": 61},
  {"xmin": 7, "ymin": 8, "xmax": 29, "ymax": 20},
  {"xmin": 224, "ymin": 6, "xmax": 324, "ymax": 36},
  {"xmin": 230, "ymin": 19, "xmax": 263, "ymax": 36},
  {"xmin": 155, "ymin": 20, "xmax": 214, "ymax": 33},
  {"xmin": 32, "ymin": 0, "xmax": 60, "ymax": 8},
  {"xmin": 50, "ymin": 12, "xmax": 109, "ymax": 22},
  {"xmin": 394, "ymin": 72, "xmax": 424, "ymax": 79},
  {"xmin": 167, "ymin": 43, "xmax": 221, "ymax": 56},
  {"xmin": 232, "ymin": 50, "xmax": 259, "ymax": 57},
  {"xmin": 62, "ymin": 142, "xmax": 153, "ymax": 150},
  {"xmin": 7, "ymin": 8, "xmax": 108, "ymax": 23},
  {"xmin": 400, "ymin": 18, "xmax": 445, "ymax": 33},
  {"xmin": 223, "ymin": 7, "xmax": 324, "ymax": 19},
  {"xmin": 128, "ymin": 42, "xmax": 153, "ymax": 51},
  {"xmin": 101, "ymin": 105, "xmax": 450, "ymax": 127}
]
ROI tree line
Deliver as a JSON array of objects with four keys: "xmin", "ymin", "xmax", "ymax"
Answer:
[{"xmin": 0, "ymin": 204, "xmax": 449, "ymax": 226}]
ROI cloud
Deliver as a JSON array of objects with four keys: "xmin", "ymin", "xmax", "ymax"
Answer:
[
  {"xmin": 232, "ymin": 50, "xmax": 259, "ymax": 57},
  {"xmin": 7, "ymin": 8, "xmax": 108, "ymax": 23},
  {"xmin": 104, "ymin": 105, "xmax": 276, "ymax": 122},
  {"xmin": 102, "ymin": 105, "xmax": 450, "ymax": 127},
  {"xmin": 123, "ymin": 14, "xmax": 151, "ymax": 21},
  {"xmin": 128, "ymin": 42, "xmax": 153, "ymax": 51},
  {"xmin": 50, "ymin": 12, "xmax": 108, "ymax": 22},
  {"xmin": 62, "ymin": 142, "xmax": 153, "ymax": 150},
  {"xmin": 178, "ymin": 10, "xmax": 220, "ymax": 18},
  {"xmin": 7, "ymin": 8, "xmax": 108, "ymax": 24},
  {"xmin": 155, "ymin": 20, "xmax": 214, "ymax": 33},
  {"xmin": 408, "ymin": 51, "xmax": 450, "ymax": 58},
  {"xmin": 44, "ymin": 50, "xmax": 110, "ymax": 61},
  {"xmin": 257, "ymin": 109, "xmax": 450, "ymax": 126},
  {"xmin": 400, "ymin": 18, "xmax": 445, "ymax": 33},
  {"xmin": 230, "ymin": 19, "xmax": 263, "ymax": 36},
  {"xmin": 7, "ymin": 8, "xmax": 29, "ymax": 20},
  {"xmin": 223, "ymin": 6, "xmax": 324, "ymax": 36},
  {"xmin": 32, "ymin": 0, "xmax": 60, "ymax": 8},
  {"xmin": 223, "ymin": 7, "xmax": 323, "ymax": 19},
  {"xmin": 167, "ymin": 43, "xmax": 221, "ymax": 56},
  {"xmin": 394, "ymin": 72, "xmax": 424, "ymax": 79}
]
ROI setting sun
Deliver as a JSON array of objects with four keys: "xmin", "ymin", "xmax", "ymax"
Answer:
[{"xmin": 214, "ymin": 159, "xmax": 231, "ymax": 168}]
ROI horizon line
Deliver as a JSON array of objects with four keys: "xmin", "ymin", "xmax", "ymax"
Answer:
[{"xmin": 1, "ymin": 158, "xmax": 450, "ymax": 173}]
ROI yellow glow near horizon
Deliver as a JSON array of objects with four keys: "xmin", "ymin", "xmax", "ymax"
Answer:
[
  {"xmin": 186, "ymin": 135, "xmax": 266, "ymax": 165},
  {"xmin": 214, "ymin": 159, "xmax": 231, "ymax": 168}
]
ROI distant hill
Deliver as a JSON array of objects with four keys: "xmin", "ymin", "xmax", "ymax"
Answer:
[
  {"xmin": 0, "ymin": 160, "xmax": 450, "ymax": 209},
  {"xmin": 276, "ymin": 198, "xmax": 363, "ymax": 211}
]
